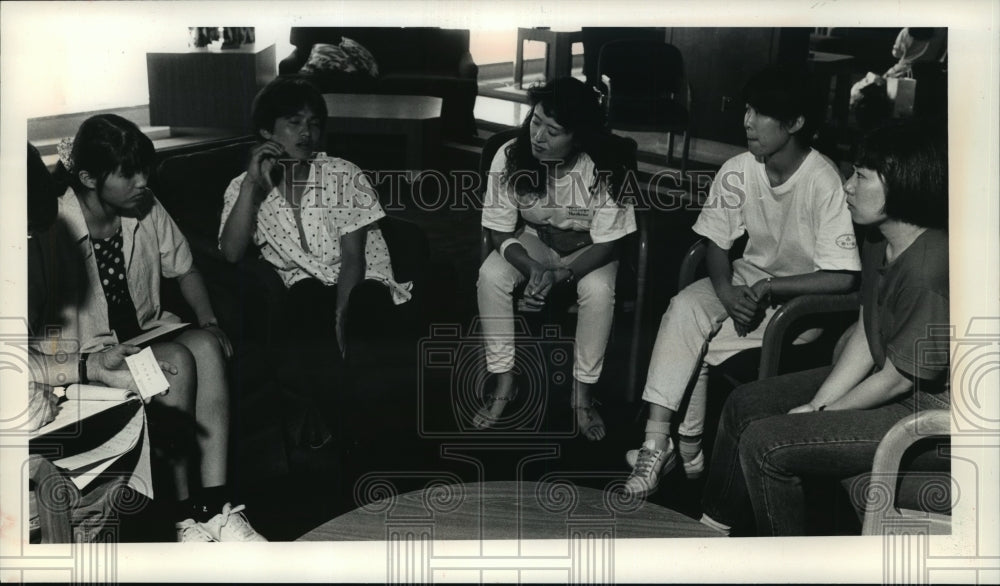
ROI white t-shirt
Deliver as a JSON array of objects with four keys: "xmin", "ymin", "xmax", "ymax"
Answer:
[
  {"xmin": 480, "ymin": 139, "xmax": 636, "ymax": 244},
  {"xmin": 219, "ymin": 154, "xmax": 412, "ymax": 304},
  {"xmin": 693, "ymin": 149, "xmax": 861, "ymax": 287}
]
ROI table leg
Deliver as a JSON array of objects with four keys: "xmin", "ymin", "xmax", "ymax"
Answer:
[
  {"xmin": 514, "ymin": 30, "xmax": 528, "ymax": 89},
  {"xmin": 550, "ymin": 37, "xmax": 574, "ymax": 83}
]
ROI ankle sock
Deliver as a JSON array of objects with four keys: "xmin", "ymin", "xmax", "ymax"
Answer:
[
  {"xmin": 184, "ymin": 485, "xmax": 230, "ymax": 523},
  {"xmin": 643, "ymin": 420, "xmax": 671, "ymax": 452},
  {"xmin": 679, "ymin": 434, "xmax": 703, "ymax": 463}
]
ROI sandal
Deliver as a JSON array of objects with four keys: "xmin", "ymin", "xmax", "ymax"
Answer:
[
  {"xmin": 571, "ymin": 397, "xmax": 606, "ymax": 441},
  {"xmin": 473, "ymin": 389, "xmax": 516, "ymax": 430}
]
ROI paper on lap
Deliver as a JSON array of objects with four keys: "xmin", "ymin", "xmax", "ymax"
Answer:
[
  {"xmin": 123, "ymin": 322, "xmax": 189, "ymax": 346},
  {"xmin": 124, "ymin": 347, "xmax": 169, "ymax": 401}
]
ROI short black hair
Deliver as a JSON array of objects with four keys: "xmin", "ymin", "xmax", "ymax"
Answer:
[
  {"xmin": 251, "ymin": 76, "xmax": 328, "ymax": 136},
  {"xmin": 855, "ymin": 121, "xmax": 948, "ymax": 229},
  {"xmin": 742, "ymin": 65, "xmax": 821, "ymax": 141},
  {"xmin": 62, "ymin": 114, "xmax": 155, "ymax": 195}
]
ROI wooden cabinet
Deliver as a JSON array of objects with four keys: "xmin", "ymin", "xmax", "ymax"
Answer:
[
  {"xmin": 146, "ymin": 44, "xmax": 276, "ymax": 131},
  {"xmin": 666, "ymin": 28, "xmax": 810, "ymax": 146}
]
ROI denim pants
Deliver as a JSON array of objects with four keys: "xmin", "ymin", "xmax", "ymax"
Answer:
[
  {"xmin": 477, "ymin": 228, "xmax": 617, "ymax": 384},
  {"xmin": 701, "ymin": 366, "xmax": 949, "ymax": 536}
]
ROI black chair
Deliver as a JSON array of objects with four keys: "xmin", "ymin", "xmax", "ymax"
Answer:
[
  {"xmin": 676, "ymin": 236, "xmax": 860, "ymax": 384},
  {"xmin": 596, "ymin": 39, "xmax": 692, "ymax": 178},
  {"xmin": 476, "ymin": 129, "xmax": 651, "ymax": 400}
]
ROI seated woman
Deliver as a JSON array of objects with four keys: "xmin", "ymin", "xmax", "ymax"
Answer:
[
  {"xmin": 476, "ymin": 77, "xmax": 637, "ymax": 440},
  {"xmin": 218, "ymin": 77, "xmax": 412, "ymax": 435},
  {"xmin": 695, "ymin": 121, "xmax": 949, "ymax": 536},
  {"xmin": 624, "ymin": 66, "xmax": 860, "ymax": 497},
  {"xmin": 37, "ymin": 116, "xmax": 265, "ymax": 542}
]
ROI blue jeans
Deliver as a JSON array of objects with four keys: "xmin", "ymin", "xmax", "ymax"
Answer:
[{"xmin": 701, "ymin": 367, "xmax": 949, "ymax": 536}]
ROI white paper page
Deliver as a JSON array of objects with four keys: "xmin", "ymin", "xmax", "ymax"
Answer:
[
  {"xmin": 64, "ymin": 384, "xmax": 133, "ymax": 402},
  {"xmin": 123, "ymin": 322, "xmax": 189, "ymax": 347},
  {"xmin": 30, "ymin": 396, "xmax": 135, "ymax": 437},
  {"xmin": 124, "ymin": 347, "xmax": 170, "ymax": 400},
  {"xmin": 52, "ymin": 404, "xmax": 144, "ymax": 471},
  {"xmin": 68, "ymin": 452, "xmax": 126, "ymax": 490}
]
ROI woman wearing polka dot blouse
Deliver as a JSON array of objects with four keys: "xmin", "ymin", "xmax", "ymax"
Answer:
[{"xmin": 42, "ymin": 114, "xmax": 265, "ymax": 541}]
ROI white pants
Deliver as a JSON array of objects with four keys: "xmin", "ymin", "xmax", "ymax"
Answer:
[
  {"xmin": 477, "ymin": 229, "xmax": 618, "ymax": 384},
  {"xmin": 641, "ymin": 277, "xmax": 818, "ymax": 437}
]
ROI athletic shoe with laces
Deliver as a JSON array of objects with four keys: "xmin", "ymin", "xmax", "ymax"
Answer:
[
  {"xmin": 199, "ymin": 503, "xmax": 267, "ymax": 542},
  {"xmin": 176, "ymin": 518, "xmax": 216, "ymax": 542},
  {"xmin": 623, "ymin": 439, "xmax": 676, "ymax": 497},
  {"xmin": 626, "ymin": 445, "xmax": 704, "ymax": 479}
]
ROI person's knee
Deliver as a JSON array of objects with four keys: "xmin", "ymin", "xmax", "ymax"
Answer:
[
  {"xmin": 576, "ymin": 273, "xmax": 615, "ymax": 308},
  {"xmin": 182, "ymin": 329, "xmax": 225, "ymax": 363},
  {"xmin": 737, "ymin": 419, "xmax": 773, "ymax": 471},
  {"xmin": 477, "ymin": 253, "xmax": 518, "ymax": 293},
  {"xmin": 151, "ymin": 341, "xmax": 195, "ymax": 409}
]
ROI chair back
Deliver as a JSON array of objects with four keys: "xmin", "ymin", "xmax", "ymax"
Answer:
[{"xmin": 598, "ymin": 40, "xmax": 690, "ymax": 131}]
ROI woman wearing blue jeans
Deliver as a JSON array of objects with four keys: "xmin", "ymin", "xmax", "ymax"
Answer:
[{"xmin": 697, "ymin": 121, "xmax": 950, "ymax": 536}]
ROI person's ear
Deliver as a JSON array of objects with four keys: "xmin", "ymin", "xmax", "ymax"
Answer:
[
  {"xmin": 785, "ymin": 115, "xmax": 806, "ymax": 135},
  {"xmin": 78, "ymin": 170, "xmax": 98, "ymax": 190}
]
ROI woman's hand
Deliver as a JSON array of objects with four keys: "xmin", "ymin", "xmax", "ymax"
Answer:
[
  {"xmin": 27, "ymin": 381, "xmax": 60, "ymax": 431},
  {"xmin": 523, "ymin": 266, "xmax": 559, "ymax": 309},
  {"xmin": 788, "ymin": 403, "xmax": 818, "ymax": 414},
  {"xmin": 246, "ymin": 140, "xmax": 286, "ymax": 197},
  {"xmin": 201, "ymin": 323, "xmax": 234, "ymax": 359},
  {"xmin": 718, "ymin": 283, "xmax": 760, "ymax": 335}
]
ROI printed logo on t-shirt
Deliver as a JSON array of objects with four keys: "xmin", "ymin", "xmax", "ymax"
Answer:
[
  {"xmin": 567, "ymin": 207, "xmax": 593, "ymax": 219},
  {"xmin": 836, "ymin": 234, "xmax": 857, "ymax": 249}
]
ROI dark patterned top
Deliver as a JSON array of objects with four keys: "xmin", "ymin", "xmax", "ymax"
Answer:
[{"xmin": 92, "ymin": 227, "xmax": 141, "ymax": 341}]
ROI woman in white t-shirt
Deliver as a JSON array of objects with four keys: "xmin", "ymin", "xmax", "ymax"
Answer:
[{"xmin": 477, "ymin": 77, "xmax": 637, "ymax": 440}]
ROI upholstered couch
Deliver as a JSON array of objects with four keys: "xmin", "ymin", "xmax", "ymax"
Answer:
[{"xmin": 278, "ymin": 27, "xmax": 479, "ymax": 139}]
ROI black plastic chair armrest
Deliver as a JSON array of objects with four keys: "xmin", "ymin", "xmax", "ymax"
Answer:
[
  {"xmin": 677, "ymin": 238, "xmax": 708, "ymax": 290},
  {"xmin": 758, "ymin": 291, "xmax": 860, "ymax": 379},
  {"xmin": 457, "ymin": 51, "xmax": 479, "ymax": 79}
]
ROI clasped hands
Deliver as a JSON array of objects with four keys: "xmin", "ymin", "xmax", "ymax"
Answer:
[
  {"xmin": 719, "ymin": 278, "xmax": 773, "ymax": 337},
  {"xmin": 522, "ymin": 264, "xmax": 572, "ymax": 310}
]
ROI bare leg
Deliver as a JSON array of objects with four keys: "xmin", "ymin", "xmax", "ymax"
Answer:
[
  {"xmin": 473, "ymin": 370, "xmax": 517, "ymax": 429},
  {"xmin": 645, "ymin": 403, "xmax": 674, "ymax": 451},
  {"xmin": 572, "ymin": 378, "xmax": 606, "ymax": 441},
  {"xmin": 174, "ymin": 328, "xmax": 230, "ymax": 490},
  {"xmin": 149, "ymin": 341, "xmax": 196, "ymax": 500}
]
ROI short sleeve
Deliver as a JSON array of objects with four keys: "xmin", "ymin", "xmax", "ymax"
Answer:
[
  {"xmin": 886, "ymin": 286, "xmax": 950, "ymax": 381},
  {"xmin": 320, "ymin": 161, "xmax": 385, "ymax": 236},
  {"xmin": 218, "ymin": 173, "xmax": 266, "ymax": 248},
  {"xmin": 810, "ymin": 182, "xmax": 862, "ymax": 272},
  {"xmin": 692, "ymin": 159, "xmax": 746, "ymax": 250},
  {"xmin": 150, "ymin": 198, "xmax": 193, "ymax": 279},
  {"xmin": 590, "ymin": 187, "xmax": 637, "ymax": 243},
  {"xmin": 480, "ymin": 140, "xmax": 521, "ymax": 233}
]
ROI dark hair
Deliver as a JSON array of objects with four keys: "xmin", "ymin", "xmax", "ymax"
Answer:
[
  {"xmin": 27, "ymin": 143, "xmax": 59, "ymax": 233},
  {"xmin": 502, "ymin": 77, "xmax": 629, "ymax": 202},
  {"xmin": 742, "ymin": 65, "xmax": 820, "ymax": 142},
  {"xmin": 58, "ymin": 114, "xmax": 155, "ymax": 195},
  {"xmin": 251, "ymin": 76, "xmax": 328, "ymax": 137},
  {"xmin": 908, "ymin": 27, "xmax": 935, "ymax": 41},
  {"xmin": 855, "ymin": 121, "xmax": 948, "ymax": 229}
]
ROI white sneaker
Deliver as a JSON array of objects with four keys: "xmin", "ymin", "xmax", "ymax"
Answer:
[
  {"xmin": 176, "ymin": 518, "xmax": 216, "ymax": 542},
  {"xmin": 200, "ymin": 503, "xmax": 268, "ymax": 542},
  {"xmin": 623, "ymin": 439, "xmax": 676, "ymax": 498},
  {"xmin": 626, "ymin": 445, "xmax": 704, "ymax": 479}
]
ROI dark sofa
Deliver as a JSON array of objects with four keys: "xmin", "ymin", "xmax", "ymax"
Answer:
[{"xmin": 279, "ymin": 27, "xmax": 479, "ymax": 139}]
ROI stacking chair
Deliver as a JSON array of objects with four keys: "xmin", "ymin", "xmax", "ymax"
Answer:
[
  {"xmin": 676, "ymin": 237, "xmax": 861, "ymax": 386},
  {"xmin": 476, "ymin": 128, "xmax": 651, "ymax": 399},
  {"xmin": 597, "ymin": 39, "xmax": 692, "ymax": 178}
]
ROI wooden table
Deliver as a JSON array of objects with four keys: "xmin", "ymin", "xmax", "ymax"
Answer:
[
  {"xmin": 297, "ymin": 480, "xmax": 721, "ymax": 541},
  {"xmin": 146, "ymin": 43, "xmax": 276, "ymax": 131},
  {"xmin": 322, "ymin": 93, "xmax": 443, "ymax": 172},
  {"xmin": 514, "ymin": 28, "xmax": 583, "ymax": 88}
]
